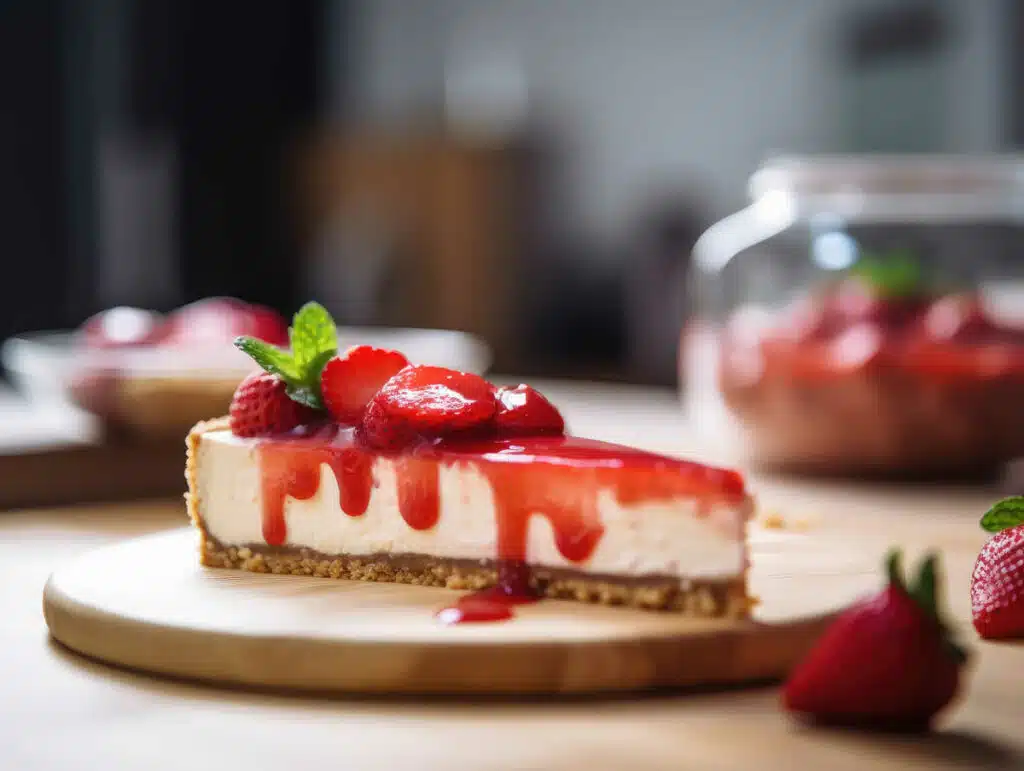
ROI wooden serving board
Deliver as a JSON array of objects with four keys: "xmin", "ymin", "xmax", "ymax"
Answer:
[{"xmin": 43, "ymin": 526, "xmax": 879, "ymax": 696}]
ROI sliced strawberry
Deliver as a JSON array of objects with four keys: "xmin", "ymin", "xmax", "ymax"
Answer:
[
  {"xmin": 358, "ymin": 365, "xmax": 497, "ymax": 449},
  {"xmin": 375, "ymin": 365, "xmax": 497, "ymax": 431},
  {"xmin": 321, "ymin": 346, "xmax": 410, "ymax": 425},
  {"xmin": 924, "ymin": 294, "xmax": 994, "ymax": 344},
  {"xmin": 358, "ymin": 396, "xmax": 419, "ymax": 450},
  {"xmin": 493, "ymin": 384, "xmax": 565, "ymax": 436},
  {"xmin": 229, "ymin": 372, "xmax": 317, "ymax": 437}
]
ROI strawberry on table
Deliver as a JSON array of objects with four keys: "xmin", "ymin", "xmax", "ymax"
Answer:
[
  {"xmin": 493, "ymin": 385, "xmax": 565, "ymax": 436},
  {"xmin": 321, "ymin": 345, "xmax": 410, "ymax": 425},
  {"xmin": 782, "ymin": 549, "xmax": 967, "ymax": 732},
  {"xmin": 229, "ymin": 372, "xmax": 318, "ymax": 437},
  {"xmin": 971, "ymin": 496, "xmax": 1024, "ymax": 640}
]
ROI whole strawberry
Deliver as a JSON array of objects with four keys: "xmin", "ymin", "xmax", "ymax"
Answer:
[
  {"xmin": 971, "ymin": 496, "xmax": 1024, "ymax": 640},
  {"xmin": 783, "ymin": 550, "xmax": 967, "ymax": 731},
  {"xmin": 232, "ymin": 301, "xmax": 342, "ymax": 436},
  {"xmin": 229, "ymin": 372, "xmax": 317, "ymax": 437}
]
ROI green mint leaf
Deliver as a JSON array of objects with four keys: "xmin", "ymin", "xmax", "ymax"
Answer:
[
  {"xmin": 234, "ymin": 336, "xmax": 301, "ymax": 383},
  {"xmin": 286, "ymin": 383, "xmax": 324, "ymax": 410},
  {"xmin": 980, "ymin": 497, "xmax": 1024, "ymax": 533},
  {"xmin": 852, "ymin": 250, "xmax": 922, "ymax": 298},
  {"xmin": 235, "ymin": 303, "xmax": 338, "ymax": 413},
  {"xmin": 290, "ymin": 302, "xmax": 337, "ymax": 372},
  {"xmin": 303, "ymin": 348, "xmax": 337, "ymax": 387}
]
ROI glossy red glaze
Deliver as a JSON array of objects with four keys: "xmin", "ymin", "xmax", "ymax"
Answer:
[
  {"xmin": 258, "ymin": 434, "xmax": 375, "ymax": 545},
  {"xmin": 393, "ymin": 456, "xmax": 441, "ymax": 530},
  {"xmin": 436, "ymin": 561, "xmax": 539, "ymax": 624},
  {"xmin": 253, "ymin": 429, "xmax": 746, "ymax": 623}
]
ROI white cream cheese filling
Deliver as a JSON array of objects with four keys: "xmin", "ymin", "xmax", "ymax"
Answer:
[{"xmin": 194, "ymin": 430, "xmax": 748, "ymax": 579}]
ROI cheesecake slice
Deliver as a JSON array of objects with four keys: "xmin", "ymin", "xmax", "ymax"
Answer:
[
  {"xmin": 187, "ymin": 419, "xmax": 752, "ymax": 616},
  {"xmin": 184, "ymin": 302, "xmax": 754, "ymax": 619}
]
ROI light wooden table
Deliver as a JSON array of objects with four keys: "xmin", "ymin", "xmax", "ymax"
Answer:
[{"xmin": 3, "ymin": 383, "xmax": 1022, "ymax": 770}]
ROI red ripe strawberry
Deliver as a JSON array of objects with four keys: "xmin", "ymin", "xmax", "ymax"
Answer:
[
  {"xmin": 493, "ymin": 384, "xmax": 565, "ymax": 436},
  {"xmin": 782, "ymin": 550, "xmax": 966, "ymax": 732},
  {"xmin": 321, "ymin": 346, "xmax": 410, "ymax": 425},
  {"xmin": 359, "ymin": 365, "xmax": 497, "ymax": 449},
  {"xmin": 358, "ymin": 395, "xmax": 419, "ymax": 450},
  {"xmin": 971, "ymin": 497, "xmax": 1024, "ymax": 639},
  {"xmin": 229, "ymin": 372, "xmax": 317, "ymax": 437}
]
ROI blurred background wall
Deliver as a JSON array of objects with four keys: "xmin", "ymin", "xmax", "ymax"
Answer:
[
  {"xmin": 342, "ymin": 0, "xmax": 1007, "ymax": 236},
  {"xmin": 0, "ymin": 0, "xmax": 1018, "ymax": 385}
]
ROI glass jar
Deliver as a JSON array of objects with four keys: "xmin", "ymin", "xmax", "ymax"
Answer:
[{"xmin": 683, "ymin": 155, "xmax": 1024, "ymax": 478}]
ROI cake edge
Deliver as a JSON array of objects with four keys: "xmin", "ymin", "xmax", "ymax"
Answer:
[
  {"xmin": 185, "ymin": 418, "xmax": 753, "ymax": 618},
  {"xmin": 185, "ymin": 415, "xmax": 231, "ymax": 542}
]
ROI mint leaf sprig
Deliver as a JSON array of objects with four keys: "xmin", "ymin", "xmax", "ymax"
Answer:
[
  {"xmin": 235, "ymin": 301, "xmax": 338, "ymax": 410},
  {"xmin": 850, "ymin": 250, "xmax": 923, "ymax": 299},
  {"xmin": 980, "ymin": 496, "xmax": 1024, "ymax": 534}
]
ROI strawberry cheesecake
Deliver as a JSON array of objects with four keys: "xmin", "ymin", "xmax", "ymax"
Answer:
[{"xmin": 186, "ymin": 303, "xmax": 753, "ymax": 621}]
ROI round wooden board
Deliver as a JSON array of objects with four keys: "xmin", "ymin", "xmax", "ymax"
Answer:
[{"xmin": 43, "ymin": 526, "xmax": 878, "ymax": 696}]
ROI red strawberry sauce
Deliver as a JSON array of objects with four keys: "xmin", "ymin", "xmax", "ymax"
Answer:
[{"xmin": 255, "ymin": 425, "xmax": 745, "ymax": 623}]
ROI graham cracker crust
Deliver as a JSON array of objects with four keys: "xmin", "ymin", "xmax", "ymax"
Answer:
[{"xmin": 185, "ymin": 418, "xmax": 751, "ymax": 619}]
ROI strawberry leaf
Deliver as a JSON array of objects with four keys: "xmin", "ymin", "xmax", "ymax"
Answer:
[
  {"xmin": 234, "ymin": 337, "xmax": 301, "ymax": 382},
  {"xmin": 980, "ymin": 497, "xmax": 1024, "ymax": 533},
  {"xmin": 911, "ymin": 552, "xmax": 937, "ymax": 619},
  {"xmin": 907, "ymin": 551, "xmax": 969, "ymax": 666},
  {"xmin": 885, "ymin": 548, "xmax": 905, "ymax": 592},
  {"xmin": 290, "ymin": 302, "xmax": 337, "ymax": 372}
]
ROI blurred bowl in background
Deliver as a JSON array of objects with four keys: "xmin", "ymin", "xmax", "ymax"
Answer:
[{"xmin": 3, "ymin": 327, "xmax": 491, "ymax": 439}]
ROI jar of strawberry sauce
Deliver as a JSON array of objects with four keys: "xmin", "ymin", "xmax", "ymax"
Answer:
[{"xmin": 683, "ymin": 156, "xmax": 1024, "ymax": 478}]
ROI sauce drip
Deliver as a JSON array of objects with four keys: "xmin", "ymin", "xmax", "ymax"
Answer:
[
  {"xmin": 259, "ymin": 432, "xmax": 375, "ymax": 545},
  {"xmin": 436, "ymin": 562, "xmax": 538, "ymax": 624},
  {"xmin": 255, "ymin": 432, "xmax": 744, "ymax": 622}
]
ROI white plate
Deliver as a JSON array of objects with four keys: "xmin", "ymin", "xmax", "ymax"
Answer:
[{"xmin": 2, "ymin": 328, "xmax": 492, "ymax": 407}]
